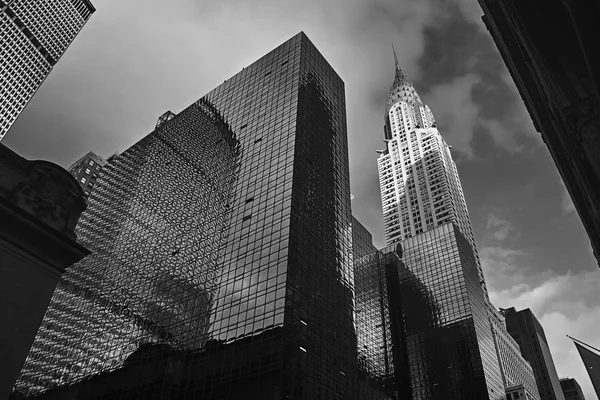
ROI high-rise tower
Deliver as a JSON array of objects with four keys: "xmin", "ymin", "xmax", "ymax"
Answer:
[
  {"xmin": 377, "ymin": 48, "xmax": 488, "ymax": 296},
  {"xmin": 0, "ymin": 0, "xmax": 95, "ymax": 141},
  {"xmin": 15, "ymin": 32, "xmax": 360, "ymax": 399},
  {"xmin": 503, "ymin": 307, "xmax": 565, "ymax": 400},
  {"xmin": 364, "ymin": 49, "xmax": 540, "ymax": 399}
]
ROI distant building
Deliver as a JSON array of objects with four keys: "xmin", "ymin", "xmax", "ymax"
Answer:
[
  {"xmin": 506, "ymin": 384, "xmax": 539, "ymax": 400},
  {"xmin": 491, "ymin": 315, "xmax": 541, "ymax": 399},
  {"xmin": 67, "ymin": 152, "xmax": 107, "ymax": 200},
  {"xmin": 477, "ymin": 0, "xmax": 600, "ymax": 267},
  {"xmin": 503, "ymin": 307, "xmax": 565, "ymax": 400},
  {"xmin": 0, "ymin": 0, "xmax": 96, "ymax": 141},
  {"xmin": 560, "ymin": 378, "xmax": 586, "ymax": 400},
  {"xmin": 352, "ymin": 216, "xmax": 377, "ymax": 259},
  {"xmin": 0, "ymin": 144, "xmax": 89, "ymax": 399}
]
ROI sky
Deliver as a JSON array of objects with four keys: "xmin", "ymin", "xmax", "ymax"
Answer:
[{"xmin": 4, "ymin": 0, "xmax": 600, "ymax": 398}]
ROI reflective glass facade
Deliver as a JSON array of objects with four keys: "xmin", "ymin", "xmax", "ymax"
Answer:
[
  {"xmin": 15, "ymin": 32, "xmax": 358, "ymax": 399},
  {"xmin": 0, "ymin": 0, "xmax": 95, "ymax": 141},
  {"xmin": 354, "ymin": 224, "xmax": 506, "ymax": 400}
]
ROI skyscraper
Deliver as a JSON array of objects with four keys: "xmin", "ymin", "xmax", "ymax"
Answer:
[
  {"xmin": 67, "ymin": 152, "xmax": 107, "ymax": 201},
  {"xmin": 366, "ymin": 49, "xmax": 539, "ymax": 399},
  {"xmin": 0, "ymin": 0, "xmax": 95, "ymax": 141},
  {"xmin": 377, "ymin": 49, "xmax": 488, "ymax": 296},
  {"xmin": 560, "ymin": 378, "xmax": 586, "ymax": 400},
  {"xmin": 503, "ymin": 307, "xmax": 565, "ymax": 400},
  {"xmin": 15, "ymin": 32, "xmax": 359, "ymax": 399}
]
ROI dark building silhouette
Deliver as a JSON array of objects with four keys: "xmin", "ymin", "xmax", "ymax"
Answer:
[
  {"xmin": 15, "ymin": 32, "xmax": 362, "ymax": 399},
  {"xmin": 560, "ymin": 378, "xmax": 586, "ymax": 400},
  {"xmin": 0, "ymin": 144, "xmax": 90, "ymax": 399},
  {"xmin": 477, "ymin": 0, "xmax": 600, "ymax": 267},
  {"xmin": 502, "ymin": 307, "xmax": 564, "ymax": 400},
  {"xmin": 570, "ymin": 337, "xmax": 600, "ymax": 399},
  {"xmin": 67, "ymin": 152, "xmax": 107, "ymax": 200}
]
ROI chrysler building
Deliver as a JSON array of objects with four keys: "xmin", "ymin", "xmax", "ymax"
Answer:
[{"xmin": 377, "ymin": 48, "xmax": 487, "ymax": 295}]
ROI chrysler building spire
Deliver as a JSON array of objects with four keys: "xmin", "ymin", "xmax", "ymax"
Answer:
[
  {"xmin": 386, "ymin": 46, "xmax": 423, "ymax": 118},
  {"xmin": 392, "ymin": 43, "xmax": 406, "ymax": 83}
]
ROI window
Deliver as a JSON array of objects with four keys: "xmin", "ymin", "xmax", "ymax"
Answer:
[
  {"xmin": 89, "ymin": 160, "xmax": 95, "ymax": 166},
  {"xmin": 80, "ymin": 177, "xmax": 86, "ymax": 184}
]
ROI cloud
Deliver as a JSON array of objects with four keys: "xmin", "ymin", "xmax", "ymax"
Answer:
[
  {"xmin": 556, "ymin": 174, "xmax": 577, "ymax": 215},
  {"xmin": 490, "ymin": 269, "xmax": 600, "ymax": 400},
  {"xmin": 561, "ymin": 188, "xmax": 577, "ymax": 215},
  {"xmin": 480, "ymin": 245, "xmax": 529, "ymax": 289},
  {"xmin": 486, "ymin": 213, "xmax": 514, "ymax": 241},
  {"xmin": 423, "ymin": 74, "xmax": 481, "ymax": 157}
]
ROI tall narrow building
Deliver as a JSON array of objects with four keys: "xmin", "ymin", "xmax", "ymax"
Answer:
[
  {"xmin": 0, "ymin": 0, "xmax": 95, "ymax": 141},
  {"xmin": 367, "ymin": 49, "xmax": 539, "ymax": 399},
  {"xmin": 15, "ymin": 32, "xmax": 359, "ymax": 399},
  {"xmin": 503, "ymin": 307, "xmax": 565, "ymax": 400},
  {"xmin": 377, "ymin": 49, "xmax": 488, "ymax": 296},
  {"xmin": 560, "ymin": 378, "xmax": 586, "ymax": 400}
]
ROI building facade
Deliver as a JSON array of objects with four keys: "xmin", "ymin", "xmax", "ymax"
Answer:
[
  {"xmin": 503, "ymin": 307, "xmax": 565, "ymax": 400},
  {"xmin": 0, "ymin": 0, "xmax": 95, "ymax": 141},
  {"xmin": 506, "ymin": 384, "xmax": 539, "ymax": 400},
  {"xmin": 67, "ymin": 152, "xmax": 107, "ymax": 200},
  {"xmin": 368, "ymin": 50, "xmax": 538, "ymax": 399},
  {"xmin": 560, "ymin": 378, "xmax": 586, "ymax": 400},
  {"xmin": 15, "ymin": 32, "xmax": 360, "ymax": 399},
  {"xmin": 476, "ymin": 0, "xmax": 600, "ymax": 267},
  {"xmin": 491, "ymin": 315, "xmax": 540, "ymax": 399}
]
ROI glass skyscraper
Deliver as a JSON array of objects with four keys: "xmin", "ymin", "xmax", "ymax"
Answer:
[
  {"xmin": 0, "ymin": 0, "xmax": 95, "ymax": 141},
  {"xmin": 352, "ymin": 49, "xmax": 539, "ymax": 399},
  {"xmin": 15, "ymin": 32, "xmax": 360, "ymax": 399}
]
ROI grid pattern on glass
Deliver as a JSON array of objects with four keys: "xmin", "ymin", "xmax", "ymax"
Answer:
[
  {"xmin": 352, "ymin": 216, "xmax": 378, "ymax": 260},
  {"xmin": 354, "ymin": 250, "xmax": 402, "ymax": 398},
  {"xmin": 16, "ymin": 32, "xmax": 360, "ymax": 399},
  {"xmin": 396, "ymin": 224, "xmax": 505, "ymax": 399},
  {"xmin": 15, "ymin": 99, "xmax": 242, "ymax": 395}
]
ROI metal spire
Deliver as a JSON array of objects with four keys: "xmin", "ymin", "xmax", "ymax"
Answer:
[{"xmin": 392, "ymin": 43, "xmax": 406, "ymax": 82}]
